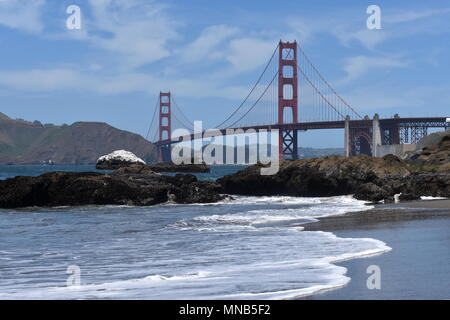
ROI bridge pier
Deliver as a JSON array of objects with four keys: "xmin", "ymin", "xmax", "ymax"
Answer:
[
  {"xmin": 372, "ymin": 114, "xmax": 382, "ymax": 157},
  {"xmin": 158, "ymin": 144, "xmax": 172, "ymax": 163},
  {"xmin": 344, "ymin": 116, "xmax": 350, "ymax": 157},
  {"xmin": 279, "ymin": 130, "xmax": 298, "ymax": 160}
]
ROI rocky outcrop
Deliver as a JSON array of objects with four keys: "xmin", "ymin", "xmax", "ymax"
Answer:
[
  {"xmin": 146, "ymin": 162, "xmax": 210, "ymax": 173},
  {"xmin": 96, "ymin": 150, "xmax": 210, "ymax": 172},
  {"xmin": 0, "ymin": 170, "xmax": 223, "ymax": 209},
  {"xmin": 219, "ymin": 155, "xmax": 410, "ymax": 197},
  {"xmin": 96, "ymin": 150, "xmax": 146, "ymax": 170},
  {"xmin": 114, "ymin": 163, "xmax": 211, "ymax": 174},
  {"xmin": 408, "ymin": 135, "xmax": 450, "ymax": 166},
  {"xmin": 416, "ymin": 130, "xmax": 450, "ymax": 150},
  {"xmin": 218, "ymin": 153, "xmax": 450, "ymax": 203}
]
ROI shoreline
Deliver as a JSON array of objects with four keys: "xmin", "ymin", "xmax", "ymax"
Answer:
[
  {"xmin": 1, "ymin": 164, "xmax": 449, "ymax": 300},
  {"xmin": 301, "ymin": 199, "xmax": 450, "ymax": 300}
]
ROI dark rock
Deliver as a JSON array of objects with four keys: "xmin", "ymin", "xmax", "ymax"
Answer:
[
  {"xmin": 219, "ymin": 155, "xmax": 411, "ymax": 198},
  {"xmin": 114, "ymin": 164, "xmax": 157, "ymax": 175},
  {"xmin": 398, "ymin": 192, "xmax": 421, "ymax": 201},
  {"xmin": 354, "ymin": 183, "xmax": 387, "ymax": 202},
  {"xmin": 113, "ymin": 162, "xmax": 210, "ymax": 174},
  {"xmin": 405, "ymin": 172, "xmax": 450, "ymax": 198},
  {"xmin": 382, "ymin": 154, "xmax": 402, "ymax": 163},
  {"xmin": 146, "ymin": 162, "xmax": 210, "ymax": 173},
  {"xmin": 218, "ymin": 154, "xmax": 450, "ymax": 202},
  {"xmin": 0, "ymin": 170, "xmax": 223, "ymax": 209},
  {"xmin": 407, "ymin": 132, "xmax": 450, "ymax": 166}
]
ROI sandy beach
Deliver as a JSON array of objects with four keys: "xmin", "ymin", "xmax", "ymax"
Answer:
[{"xmin": 303, "ymin": 199, "xmax": 450, "ymax": 299}]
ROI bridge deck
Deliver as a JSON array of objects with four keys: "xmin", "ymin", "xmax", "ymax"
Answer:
[{"xmin": 154, "ymin": 117, "xmax": 449, "ymax": 146}]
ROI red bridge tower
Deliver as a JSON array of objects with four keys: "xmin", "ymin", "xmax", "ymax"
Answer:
[
  {"xmin": 278, "ymin": 41, "xmax": 299, "ymax": 159},
  {"xmin": 158, "ymin": 91, "xmax": 171, "ymax": 162}
]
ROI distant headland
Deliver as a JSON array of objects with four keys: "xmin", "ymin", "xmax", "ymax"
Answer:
[{"xmin": 0, "ymin": 112, "xmax": 157, "ymax": 165}]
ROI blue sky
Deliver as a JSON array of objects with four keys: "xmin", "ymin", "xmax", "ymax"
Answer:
[{"xmin": 1, "ymin": 0, "xmax": 450, "ymax": 147}]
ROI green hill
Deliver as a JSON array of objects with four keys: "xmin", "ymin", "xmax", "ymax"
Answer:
[{"xmin": 0, "ymin": 113, "xmax": 157, "ymax": 165}]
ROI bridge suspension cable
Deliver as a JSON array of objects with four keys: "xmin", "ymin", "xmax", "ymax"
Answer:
[
  {"xmin": 226, "ymin": 70, "xmax": 279, "ymax": 128},
  {"xmin": 147, "ymin": 40, "xmax": 363, "ymax": 144},
  {"xmin": 213, "ymin": 43, "xmax": 280, "ymax": 129},
  {"xmin": 146, "ymin": 96, "xmax": 160, "ymax": 142},
  {"xmin": 172, "ymin": 94, "xmax": 195, "ymax": 128},
  {"xmin": 297, "ymin": 44, "xmax": 362, "ymax": 120},
  {"xmin": 297, "ymin": 64, "xmax": 346, "ymax": 120},
  {"xmin": 223, "ymin": 47, "xmax": 295, "ymax": 128},
  {"xmin": 210, "ymin": 41, "xmax": 362, "ymax": 128}
]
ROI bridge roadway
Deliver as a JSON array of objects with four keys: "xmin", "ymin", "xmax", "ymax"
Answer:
[{"xmin": 154, "ymin": 117, "xmax": 450, "ymax": 147}]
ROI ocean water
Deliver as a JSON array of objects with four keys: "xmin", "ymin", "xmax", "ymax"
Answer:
[
  {"xmin": 0, "ymin": 166, "xmax": 391, "ymax": 300},
  {"xmin": 0, "ymin": 165, "xmax": 111, "ymax": 180}
]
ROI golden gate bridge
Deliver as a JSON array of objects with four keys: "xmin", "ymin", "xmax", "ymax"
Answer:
[{"xmin": 146, "ymin": 41, "xmax": 450, "ymax": 162}]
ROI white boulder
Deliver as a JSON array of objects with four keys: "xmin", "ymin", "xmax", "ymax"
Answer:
[{"xmin": 96, "ymin": 150, "xmax": 146, "ymax": 169}]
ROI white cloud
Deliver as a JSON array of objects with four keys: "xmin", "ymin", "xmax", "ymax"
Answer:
[
  {"xmin": 286, "ymin": 15, "xmax": 385, "ymax": 50},
  {"xmin": 335, "ymin": 29, "xmax": 387, "ymax": 50},
  {"xmin": 225, "ymin": 38, "xmax": 275, "ymax": 72},
  {"xmin": 0, "ymin": 68, "xmax": 250, "ymax": 100},
  {"xmin": 340, "ymin": 55, "xmax": 409, "ymax": 84},
  {"xmin": 285, "ymin": 19, "xmax": 315, "ymax": 45},
  {"xmin": 85, "ymin": 0, "xmax": 178, "ymax": 69},
  {"xmin": 2, "ymin": 1, "xmax": 450, "ymax": 114},
  {"xmin": 343, "ymin": 88, "xmax": 411, "ymax": 111},
  {"xmin": 0, "ymin": 0, "xmax": 45, "ymax": 34},
  {"xmin": 384, "ymin": 8, "xmax": 450, "ymax": 24},
  {"xmin": 0, "ymin": 69, "xmax": 89, "ymax": 91},
  {"xmin": 287, "ymin": 7, "xmax": 450, "ymax": 51},
  {"xmin": 181, "ymin": 25, "xmax": 239, "ymax": 63},
  {"xmin": 343, "ymin": 83, "xmax": 450, "ymax": 115}
]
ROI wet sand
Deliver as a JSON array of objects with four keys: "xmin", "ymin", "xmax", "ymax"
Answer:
[{"xmin": 302, "ymin": 199, "xmax": 450, "ymax": 300}]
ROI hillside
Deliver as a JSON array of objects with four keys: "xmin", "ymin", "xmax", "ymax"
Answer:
[
  {"xmin": 416, "ymin": 130, "xmax": 450, "ymax": 150},
  {"xmin": 0, "ymin": 112, "xmax": 157, "ymax": 165},
  {"xmin": 407, "ymin": 130, "xmax": 450, "ymax": 166}
]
